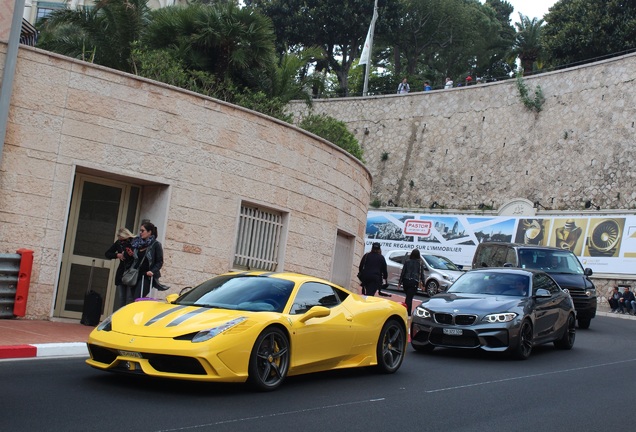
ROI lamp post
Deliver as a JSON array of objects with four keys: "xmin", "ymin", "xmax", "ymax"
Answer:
[{"xmin": 0, "ymin": 0, "xmax": 27, "ymax": 168}]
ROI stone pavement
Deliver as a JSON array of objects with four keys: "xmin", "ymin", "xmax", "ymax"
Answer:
[
  {"xmin": 0, "ymin": 319, "xmax": 93, "ymax": 360},
  {"xmin": 0, "ymin": 296, "xmax": 632, "ymax": 361}
]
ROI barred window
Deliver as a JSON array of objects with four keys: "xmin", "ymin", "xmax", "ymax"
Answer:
[{"xmin": 233, "ymin": 204, "xmax": 284, "ymax": 271}]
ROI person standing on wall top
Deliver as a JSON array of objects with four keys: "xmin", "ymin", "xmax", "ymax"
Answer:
[
  {"xmin": 105, "ymin": 227, "xmax": 135, "ymax": 309},
  {"xmin": 131, "ymin": 221, "xmax": 169, "ymax": 299},
  {"xmin": 358, "ymin": 242, "xmax": 388, "ymax": 296},
  {"xmin": 423, "ymin": 81, "xmax": 432, "ymax": 91},
  {"xmin": 444, "ymin": 77, "xmax": 454, "ymax": 89},
  {"xmin": 397, "ymin": 78, "xmax": 410, "ymax": 94}
]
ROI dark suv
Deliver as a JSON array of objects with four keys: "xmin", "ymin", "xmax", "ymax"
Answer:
[{"xmin": 472, "ymin": 242, "xmax": 597, "ymax": 329}]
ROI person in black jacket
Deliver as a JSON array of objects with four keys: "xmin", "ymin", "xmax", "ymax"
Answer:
[
  {"xmin": 105, "ymin": 227, "xmax": 135, "ymax": 310},
  {"xmin": 397, "ymin": 248, "xmax": 425, "ymax": 316},
  {"xmin": 608, "ymin": 286, "xmax": 622, "ymax": 313},
  {"xmin": 131, "ymin": 221, "xmax": 169, "ymax": 299},
  {"xmin": 358, "ymin": 242, "xmax": 388, "ymax": 297}
]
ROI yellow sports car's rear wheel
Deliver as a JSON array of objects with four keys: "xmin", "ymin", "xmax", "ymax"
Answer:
[
  {"xmin": 248, "ymin": 327, "xmax": 290, "ymax": 391},
  {"xmin": 376, "ymin": 319, "xmax": 406, "ymax": 373}
]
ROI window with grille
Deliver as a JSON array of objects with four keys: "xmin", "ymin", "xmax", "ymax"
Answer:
[{"xmin": 233, "ymin": 204, "xmax": 284, "ymax": 271}]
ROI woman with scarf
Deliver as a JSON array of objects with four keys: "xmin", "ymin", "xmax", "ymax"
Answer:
[
  {"xmin": 105, "ymin": 227, "xmax": 135, "ymax": 309},
  {"xmin": 131, "ymin": 221, "xmax": 168, "ymax": 299}
]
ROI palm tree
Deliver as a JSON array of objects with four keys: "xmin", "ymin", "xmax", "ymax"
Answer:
[
  {"xmin": 36, "ymin": 0, "xmax": 150, "ymax": 73},
  {"xmin": 265, "ymin": 47, "xmax": 325, "ymax": 105},
  {"xmin": 143, "ymin": 3, "xmax": 276, "ymax": 89},
  {"xmin": 511, "ymin": 13, "xmax": 545, "ymax": 75}
]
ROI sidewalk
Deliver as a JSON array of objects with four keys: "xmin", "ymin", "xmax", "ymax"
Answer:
[
  {"xmin": 0, "ymin": 298, "xmax": 631, "ymax": 361},
  {"xmin": 0, "ymin": 319, "xmax": 93, "ymax": 360}
]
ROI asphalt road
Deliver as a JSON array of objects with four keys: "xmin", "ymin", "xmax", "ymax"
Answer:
[{"xmin": 1, "ymin": 315, "xmax": 633, "ymax": 432}]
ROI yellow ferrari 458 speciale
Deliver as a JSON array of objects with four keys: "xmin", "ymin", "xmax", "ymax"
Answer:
[{"xmin": 86, "ymin": 271, "xmax": 408, "ymax": 390}]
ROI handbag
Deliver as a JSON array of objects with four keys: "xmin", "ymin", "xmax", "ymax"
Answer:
[
  {"xmin": 121, "ymin": 266, "xmax": 139, "ymax": 287},
  {"xmin": 122, "ymin": 254, "xmax": 146, "ymax": 287}
]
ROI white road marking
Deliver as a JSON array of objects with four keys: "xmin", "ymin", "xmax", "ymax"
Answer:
[
  {"xmin": 154, "ymin": 398, "xmax": 386, "ymax": 431},
  {"xmin": 425, "ymin": 358, "xmax": 636, "ymax": 393}
]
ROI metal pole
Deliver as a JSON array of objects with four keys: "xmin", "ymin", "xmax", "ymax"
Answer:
[
  {"xmin": 0, "ymin": 0, "xmax": 27, "ymax": 168},
  {"xmin": 362, "ymin": 0, "xmax": 378, "ymax": 97}
]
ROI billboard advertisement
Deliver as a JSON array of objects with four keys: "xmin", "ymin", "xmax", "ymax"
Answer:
[{"xmin": 364, "ymin": 211, "xmax": 634, "ymax": 275}]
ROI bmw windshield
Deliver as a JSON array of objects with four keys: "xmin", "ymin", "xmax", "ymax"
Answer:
[{"xmin": 448, "ymin": 272, "xmax": 530, "ymax": 296}]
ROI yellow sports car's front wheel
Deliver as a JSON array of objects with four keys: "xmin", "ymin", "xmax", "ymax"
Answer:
[
  {"xmin": 248, "ymin": 327, "xmax": 290, "ymax": 391},
  {"xmin": 376, "ymin": 319, "xmax": 406, "ymax": 374}
]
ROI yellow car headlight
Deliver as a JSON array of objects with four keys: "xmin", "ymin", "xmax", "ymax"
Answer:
[{"xmin": 192, "ymin": 316, "xmax": 247, "ymax": 343}]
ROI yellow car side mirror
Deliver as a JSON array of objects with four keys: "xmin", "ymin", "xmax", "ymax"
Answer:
[{"xmin": 299, "ymin": 306, "xmax": 331, "ymax": 323}]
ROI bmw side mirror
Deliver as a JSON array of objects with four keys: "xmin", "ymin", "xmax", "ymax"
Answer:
[{"xmin": 584, "ymin": 268, "xmax": 593, "ymax": 276}]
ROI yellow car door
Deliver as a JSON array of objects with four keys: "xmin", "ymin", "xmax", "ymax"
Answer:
[{"xmin": 287, "ymin": 282, "xmax": 356, "ymax": 373}]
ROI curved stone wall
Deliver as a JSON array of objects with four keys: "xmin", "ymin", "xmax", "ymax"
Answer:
[
  {"xmin": 289, "ymin": 53, "xmax": 636, "ymax": 212},
  {"xmin": 0, "ymin": 44, "xmax": 371, "ymax": 318}
]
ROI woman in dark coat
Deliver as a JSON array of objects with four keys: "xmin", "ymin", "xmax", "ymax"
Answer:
[
  {"xmin": 105, "ymin": 227, "xmax": 135, "ymax": 310},
  {"xmin": 131, "ymin": 221, "xmax": 168, "ymax": 299},
  {"xmin": 397, "ymin": 248, "xmax": 425, "ymax": 316}
]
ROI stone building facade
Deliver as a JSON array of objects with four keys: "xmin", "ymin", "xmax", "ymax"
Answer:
[{"xmin": 0, "ymin": 43, "xmax": 371, "ymax": 320}]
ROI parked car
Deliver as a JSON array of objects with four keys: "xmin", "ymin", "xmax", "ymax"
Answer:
[
  {"xmin": 410, "ymin": 268, "xmax": 576, "ymax": 359},
  {"xmin": 86, "ymin": 271, "xmax": 408, "ymax": 391},
  {"xmin": 385, "ymin": 249, "xmax": 464, "ymax": 296},
  {"xmin": 472, "ymin": 242, "xmax": 597, "ymax": 329}
]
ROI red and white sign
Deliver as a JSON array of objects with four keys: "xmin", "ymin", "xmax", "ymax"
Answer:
[{"xmin": 404, "ymin": 220, "xmax": 432, "ymax": 236}]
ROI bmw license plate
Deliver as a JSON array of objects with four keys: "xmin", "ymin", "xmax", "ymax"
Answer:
[
  {"xmin": 443, "ymin": 328, "xmax": 463, "ymax": 336},
  {"xmin": 118, "ymin": 350, "xmax": 142, "ymax": 358}
]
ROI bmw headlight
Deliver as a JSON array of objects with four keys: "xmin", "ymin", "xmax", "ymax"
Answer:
[
  {"xmin": 192, "ymin": 317, "xmax": 247, "ymax": 343},
  {"xmin": 483, "ymin": 313, "xmax": 517, "ymax": 323},
  {"xmin": 585, "ymin": 289, "xmax": 596, "ymax": 297},
  {"xmin": 96, "ymin": 315, "xmax": 112, "ymax": 331},
  {"xmin": 414, "ymin": 307, "xmax": 432, "ymax": 319}
]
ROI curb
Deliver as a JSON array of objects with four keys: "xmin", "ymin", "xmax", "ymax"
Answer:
[{"xmin": 0, "ymin": 342, "xmax": 88, "ymax": 360}]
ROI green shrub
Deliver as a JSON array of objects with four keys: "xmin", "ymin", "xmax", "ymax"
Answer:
[{"xmin": 299, "ymin": 114, "xmax": 363, "ymax": 160}]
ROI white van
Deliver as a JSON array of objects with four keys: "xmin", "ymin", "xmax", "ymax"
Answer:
[{"xmin": 384, "ymin": 250, "xmax": 464, "ymax": 296}]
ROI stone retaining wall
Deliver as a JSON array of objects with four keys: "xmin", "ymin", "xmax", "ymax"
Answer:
[{"xmin": 288, "ymin": 53, "xmax": 636, "ymax": 212}]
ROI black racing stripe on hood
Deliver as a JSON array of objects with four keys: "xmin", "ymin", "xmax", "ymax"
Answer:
[
  {"xmin": 144, "ymin": 305, "xmax": 188, "ymax": 326},
  {"xmin": 166, "ymin": 308, "xmax": 211, "ymax": 327}
]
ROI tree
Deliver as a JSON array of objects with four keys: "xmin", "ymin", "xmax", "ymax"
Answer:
[
  {"xmin": 143, "ymin": 3, "xmax": 276, "ymax": 90},
  {"xmin": 542, "ymin": 0, "xmax": 636, "ymax": 67},
  {"xmin": 133, "ymin": 4, "xmax": 319, "ymax": 120},
  {"xmin": 299, "ymin": 114, "xmax": 363, "ymax": 160},
  {"xmin": 36, "ymin": 0, "xmax": 150, "ymax": 73},
  {"xmin": 511, "ymin": 13, "xmax": 545, "ymax": 75},
  {"xmin": 245, "ymin": 0, "xmax": 374, "ymax": 96},
  {"xmin": 480, "ymin": 0, "xmax": 516, "ymax": 81},
  {"xmin": 371, "ymin": 0, "xmax": 509, "ymax": 89}
]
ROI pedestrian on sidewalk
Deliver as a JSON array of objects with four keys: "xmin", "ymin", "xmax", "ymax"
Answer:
[
  {"xmin": 130, "ymin": 221, "xmax": 169, "ymax": 299},
  {"xmin": 105, "ymin": 227, "xmax": 135, "ymax": 309},
  {"xmin": 618, "ymin": 286, "xmax": 635, "ymax": 314},
  {"xmin": 358, "ymin": 242, "xmax": 388, "ymax": 297},
  {"xmin": 608, "ymin": 286, "xmax": 622, "ymax": 313},
  {"xmin": 397, "ymin": 248, "xmax": 425, "ymax": 316}
]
